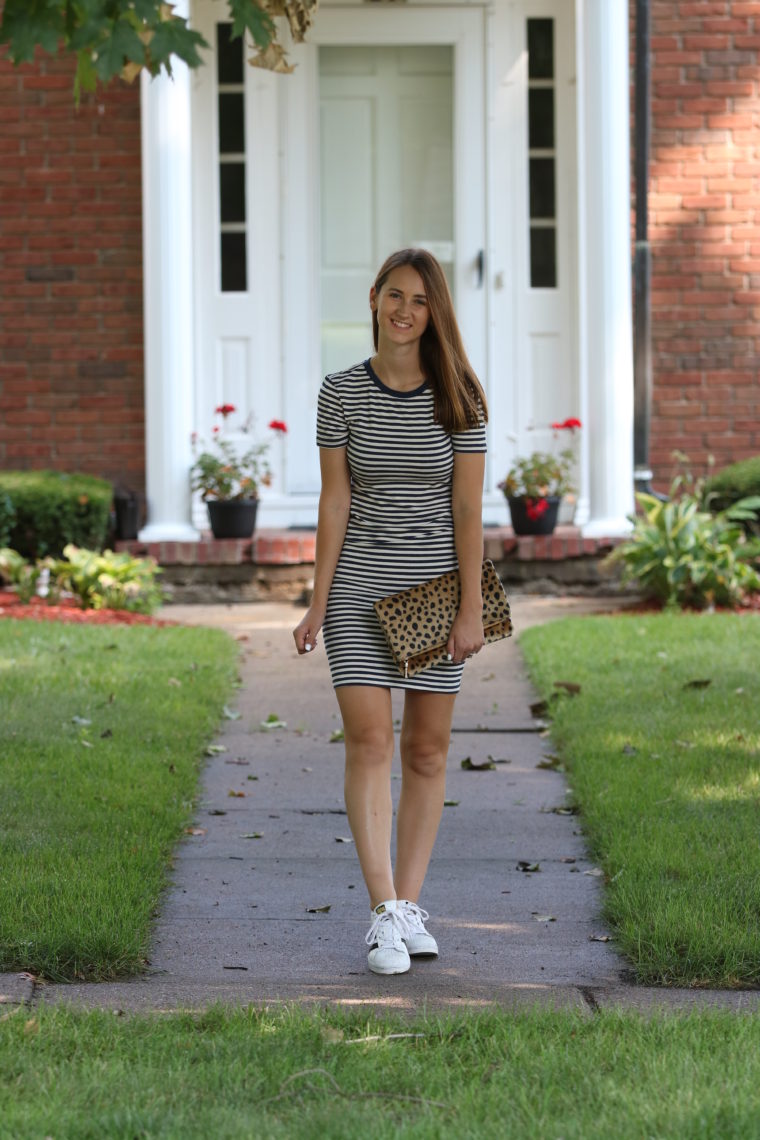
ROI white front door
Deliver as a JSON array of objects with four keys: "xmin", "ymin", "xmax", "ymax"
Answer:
[{"xmin": 191, "ymin": 4, "xmax": 487, "ymax": 525}]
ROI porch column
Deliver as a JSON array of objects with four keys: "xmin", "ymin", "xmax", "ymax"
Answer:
[
  {"xmin": 576, "ymin": 0, "xmax": 634, "ymax": 536},
  {"xmin": 139, "ymin": 3, "xmax": 199, "ymax": 542}
]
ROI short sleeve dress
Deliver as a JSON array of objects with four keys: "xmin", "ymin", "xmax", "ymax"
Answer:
[{"xmin": 316, "ymin": 358, "xmax": 487, "ymax": 692}]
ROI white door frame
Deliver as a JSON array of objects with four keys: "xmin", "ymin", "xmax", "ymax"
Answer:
[{"xmin": 280, "ymin": 7, "xmax": 488, "ymax": 520}]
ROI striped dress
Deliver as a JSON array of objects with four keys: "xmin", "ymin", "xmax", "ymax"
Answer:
[{"xmin": 317, "ymin": 359, "xmax": 487, "ymax": 692}]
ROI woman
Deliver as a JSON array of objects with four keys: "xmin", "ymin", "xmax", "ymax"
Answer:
[{"xmin": 293, "ymin": 248, "xmax": 488, "ymax": 975}]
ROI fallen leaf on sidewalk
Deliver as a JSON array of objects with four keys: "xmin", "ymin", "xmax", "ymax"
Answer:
[
  {"xmin": 589, "ymin": 933, "xmax": 611, "ymax": 942},
  {"xmin": 488, "ymin": 755, "xmax": 511, "ymax": 765},
  {"xmin": 560, "ymin": 857, "xmax": 576, "ymax": 864},
  {"xmin": 516, "ymin": 861, "xmax": 541, "ymax": 873},
  {"xmin": 247, "ymin": 774, "xmax": 258, "ymax": 781},
  {"xmin": 223, "ymin": 965, "xmax": 248, "ymax": 970},
  {"xmin": 532, "ymin": 913, "xmax": 556, "ymax": 923},
  {"xmin": 461, "ymin": 757, "xmax": 496, "ymax": 771},
  {"xmin": 334, "ymin": 836, "xmax": 354, "ymax": 844},
  {"xmin": 330, "ymin": 728, "xmax": 345, "ymax": 743},
  {"xmin": 444, "ymin": 799, "xmax": 459, "ymax": 807},
  {"xmin": 306, "ymin": 904, "xmax": 331, "ymax": 913},
  {"xmin": 225, "ymin": 758, "xmax": 249, "ymax": 765},
  {"xmin": 260, "ymin": 713, "xmax": 287, "ymax": 730},
  {"xmin": 223, "ymin": 706, "xmax": 242, "ymax": 720},
  {"xmin": 228, "ymin": 790, "xmax": 245, "ymax": 798},
  {"xmin": 583, "ymin": 868, "xmax": 603, "ymax": 877},
  {"xmin": 208, "ymin": 809, "xmax": 227, "ymax": 816},
  {"xmin": 185, "ymin": 827, "xmax": 207, "ymax": 836},
  {"xmin": 206, "ymin": 744, "xmax": 227, "ymax": 756},
  {"xmin": 240, "ymin": 833, "xmax": 262, "ymax": 839}
]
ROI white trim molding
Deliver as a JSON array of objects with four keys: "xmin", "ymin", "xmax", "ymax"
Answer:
[
  {"xmin": 576, "ymin": 0, "xmax": 635, "ymax": 537},
  {"xmin": 139, "ymin": 1, "xmax": 199, "ymax": 542}
]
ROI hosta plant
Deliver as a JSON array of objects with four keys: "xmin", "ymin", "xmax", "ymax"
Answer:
[
  {"xmin": 607, "ymin": 473, "xmax": 760, "ymax": 609},
  {"xmin": 51, "ymin": 545, "xmax": 164, "ymax": 614}
]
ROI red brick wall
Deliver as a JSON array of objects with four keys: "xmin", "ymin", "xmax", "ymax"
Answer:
[
  {"xmin": 644, "ymin": 0, "xmax": 760, "ymax": 488},
  {"xmin": 0, "ymin": 49, "xmax": 144, "ymax": 491}
]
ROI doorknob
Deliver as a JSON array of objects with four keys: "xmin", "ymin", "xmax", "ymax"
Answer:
[{"xmin": 476, "ymin": 249, "xmax": 485, "ymax": 288}]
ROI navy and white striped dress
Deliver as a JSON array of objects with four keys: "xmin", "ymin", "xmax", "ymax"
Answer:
[{"xmin": 317, "ymin": 359, "xmax": 487, "ymax": 692}]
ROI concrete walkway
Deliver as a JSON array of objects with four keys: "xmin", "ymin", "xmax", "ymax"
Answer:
[{"xmin": 8, "ymin": 595, "xmax": 760, "ymax": 1018}]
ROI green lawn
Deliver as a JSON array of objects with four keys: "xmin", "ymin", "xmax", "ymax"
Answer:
[
  {"xmin": 2, "ymin": 1004, "xmax": 760, "ymax": 1139},
  {"xmin": 520, "ymin": 612, "xmax": 760, "ymax": 988},
  {"xmin": 0, "ymin": 620, "xmax": 238, "ymax": 981}
]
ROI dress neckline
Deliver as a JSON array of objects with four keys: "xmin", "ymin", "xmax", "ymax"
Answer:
[{"xmin": 364, "ymin": 358, "xmax": 428, "ymax": 399}]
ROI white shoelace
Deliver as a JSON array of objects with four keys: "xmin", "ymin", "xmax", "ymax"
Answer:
[
  {"xmin": 400, "ymin": 902, "xmax": 430, "ymax": 934},
  {"xmin": 365, "ymin": 908, "xmax": 408, "ymax": 950}
]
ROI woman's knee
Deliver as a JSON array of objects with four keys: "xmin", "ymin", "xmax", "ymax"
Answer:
[
  {"xmin": 344, "ymin": 724, "xmax": 394, "ymax": 769},
  {"xmin": 400, "ymin": 735, "xmax": 448, "ymax": 778}
]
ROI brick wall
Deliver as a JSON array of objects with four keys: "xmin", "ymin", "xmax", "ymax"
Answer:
[
  {"xmin": 0, "ymin": 48, "xmax": 144, "ymax": 490},
  {"xmin": 644, "ymin": 0, "xmax": 760, "ymax": 488}
]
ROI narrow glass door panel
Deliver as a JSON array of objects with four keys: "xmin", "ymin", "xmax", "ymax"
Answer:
[{"xmin": 318, "ymin": 46, "xmax": 453, "ymax": 378}]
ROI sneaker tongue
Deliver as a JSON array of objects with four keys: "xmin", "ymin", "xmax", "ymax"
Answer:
[{"xmin": 373, "ymin": 900, "xmax": 397, "ymax": 916}]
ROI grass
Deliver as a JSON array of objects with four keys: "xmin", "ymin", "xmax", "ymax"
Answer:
[
  {"xmin": 0, "ymin": 620, "xmax": 238, "ymax": 982},
  {"xmin": 520, "ymin": 612, "xmax": 760, "ymax": 988},
  {"xmin": 2, "ymin": 1004, "xmax": 760, "ymax": 1139}
]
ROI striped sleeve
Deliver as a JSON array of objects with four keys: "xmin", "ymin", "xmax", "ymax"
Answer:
[
  {"xmin": 316, "ymin": 376, "xmax": 349, "ymax": 448},
  {"xmin": 451, "ymin": 418, "xmax": 487, "ymax": 454}
]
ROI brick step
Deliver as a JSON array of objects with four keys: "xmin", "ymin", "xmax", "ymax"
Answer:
[
  {"xmin": 117, "ymin": 526, "xmax": 619, "ymax": 567},
  {"xmin": 116, "ymin": 527, "xmax": 624, "ymax": 603}
]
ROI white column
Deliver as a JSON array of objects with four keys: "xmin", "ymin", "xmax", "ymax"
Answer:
[
  {"xmin": 139, "ymin": 8, "xmax": 199, "ymax": 542},
  {"xmin": 576, "ymin": 0, "xmax": 634, "ymax": 536}
]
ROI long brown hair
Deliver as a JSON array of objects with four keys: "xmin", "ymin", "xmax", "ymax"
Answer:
[{"xmin": 371, "ymin": 248, "xmax": 489, "ymax": 434}]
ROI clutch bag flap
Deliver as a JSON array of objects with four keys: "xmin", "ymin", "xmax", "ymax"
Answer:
[{"xmin": 373, "ymin": 559, "xmax": 513, "ymax": 678}]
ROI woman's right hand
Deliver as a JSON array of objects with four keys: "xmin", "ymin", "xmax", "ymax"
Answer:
[{"xmin": 292, "ymin": 607, "xmax": 325, "ymax": 656}]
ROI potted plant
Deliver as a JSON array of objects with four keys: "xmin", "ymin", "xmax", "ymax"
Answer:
[
  {"xmin": 190, "ymin": 405, "xmax": 287, "ymax": 539},
  {"xmin": 499, "ymin": 418, "xmax": 581, "ymax": 536}
]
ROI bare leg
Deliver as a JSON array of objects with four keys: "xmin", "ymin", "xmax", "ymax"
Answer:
[
  {"xmin": 336, "ymin": 685, "xmax": 395, "ymax": 908},
  {"xmin": 394, "ymin": 690, "xmax": 456, "ymax": 903}
]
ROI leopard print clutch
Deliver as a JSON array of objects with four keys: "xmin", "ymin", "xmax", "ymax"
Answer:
[{"xmin": 373, "ymin": 559, "xmax": 513, "ymax": 678}]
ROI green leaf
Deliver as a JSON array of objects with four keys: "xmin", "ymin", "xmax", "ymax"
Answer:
[
  {"xmin": 94, "ymin": 18, "xmax": 146, "ymax": 81},
  {"xmin": 229, "ymin": 0, "xmax": 275, "ymax": 51},
  {"xmin": 147, "ymin": 17, "xmax": 207, "ymax": 73}
]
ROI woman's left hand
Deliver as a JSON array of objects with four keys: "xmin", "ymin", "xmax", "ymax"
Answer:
[{"xmin": 447, "ymin": 609, "xmax": 485, "ymax": 665}]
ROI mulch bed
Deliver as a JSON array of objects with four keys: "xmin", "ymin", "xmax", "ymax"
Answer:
[{"xmin": 0, "ymin": 591, "xmax": 176, "ymax": 627}]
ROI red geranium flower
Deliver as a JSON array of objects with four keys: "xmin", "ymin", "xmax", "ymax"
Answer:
[
  {"xmin": 215, "ymin": 403, "xmax": 237, "ymax": 418},
  {"xmin": 551, "ymin": 417, "xmax": 582, "ymax": 431},
  {"xmin": 268, "ymin": 420, "xmax": 288, "ymax": 433},
  {"xmin": 525, "ymin": 497, "xmax": 549, "ymax": 520}
]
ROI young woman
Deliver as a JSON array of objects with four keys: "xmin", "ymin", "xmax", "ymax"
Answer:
[{"xmin": 293, "ymin": 248, "xmax": 488, "ymax": 975}]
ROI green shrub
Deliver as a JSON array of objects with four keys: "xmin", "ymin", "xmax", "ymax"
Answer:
[
  {"xmin": 0, "ymin": 492, "xmax": 16, "ymax": 547},
  {"xmin": 0, "ymin": 470, "xmax": 111, "ymax": 558},
  {"xmin": 0, "ymin": 547, "xmax": 40, "ymax": 603},
  {"xmin": 50, "ymin": 545, "xmax": 164, "ymax": 614},
  {"xmin": 607, "ymin": 470, "xmax": 760, "ymax": 609},
  {"xmin": 704, "ymin": 456, "xmax": 760, "ymax": 534}
]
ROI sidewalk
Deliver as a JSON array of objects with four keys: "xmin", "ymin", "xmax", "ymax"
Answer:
[{"xmin": 12, "ymin": 595, "xmax": 760, "ymax": 1018}]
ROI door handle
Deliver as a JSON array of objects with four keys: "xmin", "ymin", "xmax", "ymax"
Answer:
[{"xmin": 476, "ymin": 249, "xmax": 485, "ymax": 288}]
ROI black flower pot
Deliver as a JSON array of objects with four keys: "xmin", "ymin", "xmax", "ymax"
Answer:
[
  {"xmin": 206, "ymin": 498, "xmax": 258, "ymax": 539},
  {"xmin": 507, "ymin": 495, "xmax": 560, "ymax": 536}
]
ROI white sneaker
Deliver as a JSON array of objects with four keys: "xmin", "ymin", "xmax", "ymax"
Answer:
[
  {"xmin": 399, "ymin": 900, "xmax": 438, "ymax": 957},
  {"xmin": 365, "ymin": 900, "xmax": 411, "ymax": 975}
]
